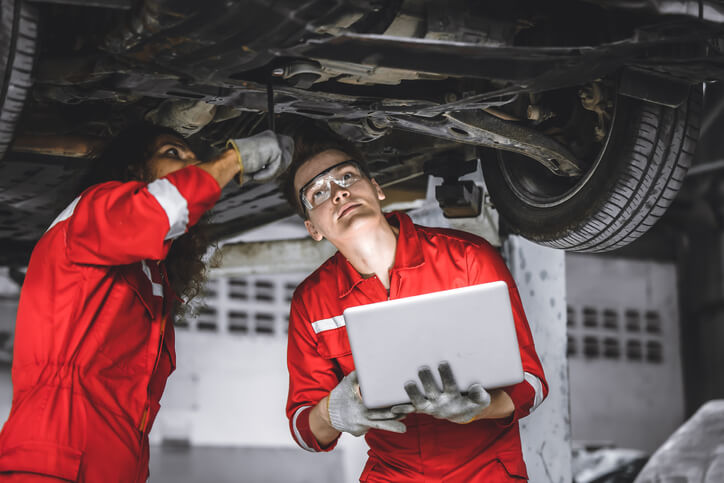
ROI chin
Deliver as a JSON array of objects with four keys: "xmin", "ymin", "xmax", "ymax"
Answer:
[{"xmin": 338, "ymin": 209, "xmax": 383, "ymax": 232}]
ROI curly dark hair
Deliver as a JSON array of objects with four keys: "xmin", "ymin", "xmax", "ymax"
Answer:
[
  {"xmin": 278, "ymin": 123, "xmax": 370, "ymax": 218},
  {"xmin": 83, "ymin": 122, "xmax": 211, "ymax": 304}
]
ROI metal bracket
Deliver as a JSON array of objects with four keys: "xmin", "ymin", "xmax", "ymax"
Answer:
[
  {"xmin": 619, "ymin": 67, "xmax": 692, "ymax": 108},
  {"xmin": 385, "ymin": 110, "xmax": 583, "ymax": 177},
  {"xmin": 424, "ymin": 157, "xmax": 482, "ymax": 218}
]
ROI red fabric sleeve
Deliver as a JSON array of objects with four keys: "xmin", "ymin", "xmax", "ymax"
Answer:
[
  {"xmin": 64, "ymin": 166, "xmax": 220, "ymax": 266},
  {"xmin": 285, "ymin": 297, "xmax": 341, "ymax": 452},
  {"xmin": 465, "ymin": 241, "xmax": 549, "ymax": 424}
]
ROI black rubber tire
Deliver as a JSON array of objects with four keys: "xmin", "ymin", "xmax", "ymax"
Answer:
[
  {"xmin": 481, "ymin": 88, "xmax": 702, "ymax": 253},
  {"xmin": 0, "ymin": 0, "xmax": 37, "ymax": 160}
]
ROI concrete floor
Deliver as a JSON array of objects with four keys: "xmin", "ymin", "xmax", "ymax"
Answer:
[{"xmin": 149, "ymin": 445, "xmax": 342, "ymax": 483}]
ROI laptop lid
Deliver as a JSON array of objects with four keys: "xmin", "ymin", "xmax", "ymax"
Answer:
[{"xmin": 343, "ymin": 281, "xmax": 524, "ymax": 409}]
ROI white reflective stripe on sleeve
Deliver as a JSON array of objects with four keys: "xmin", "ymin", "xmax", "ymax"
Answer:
[
  {"xmin": 311, "ymin": 315, "xmax": 346, "ymax": 334},
  {"xmin": 524, "ymin": 372, "xmax": 544, "ymax": 412},
  {"xmin": 292, "ymin": 405, "xmax": 315, "ymax": 452},
  {"xmin": 147, "ymin": 178, "xmax": 189, "ymax": 241},
  {"xmin": 46, "ymin": 196, "xmax": 80, "ymax": 232},
  {"xmin": 141, "ymin": 260, "xmax": 164, "ymax": 298}
]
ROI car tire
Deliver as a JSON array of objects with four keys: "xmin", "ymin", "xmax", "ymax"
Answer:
[
  {"xmin": 0, "ymin": 0, "xmax": 37, "ymax": 159},
  {"xmin": 481, "ymin": 87, "xmax": 702, "ymax": 253}
]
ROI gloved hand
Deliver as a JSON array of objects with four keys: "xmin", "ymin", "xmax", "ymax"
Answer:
[
  {"xmin": 328, "ymin": 371, "xmax": 412, "ymax": 437},
  {"xmin": 392, "ymin": 361, "xmax": 491, "ymax": 424},
  {"xmin": 226, "ymin": 130, "xmax": 294, "ymax": 184}
]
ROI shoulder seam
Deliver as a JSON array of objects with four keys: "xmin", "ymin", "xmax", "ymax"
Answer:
[{"xmin": 414, "ymin": 224, "xmax": 490, "ymax": 248}]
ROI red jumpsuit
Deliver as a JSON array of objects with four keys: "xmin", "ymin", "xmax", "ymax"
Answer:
[
  {"xmin": 286, "ymin": 212, "xmax": 548, "ymax": 482},
  {"xmin": 0, "ymin": 166, "xmax": 220, "ymax": 481}
]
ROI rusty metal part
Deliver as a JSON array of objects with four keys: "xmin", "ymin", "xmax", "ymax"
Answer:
[
  {"xmin": 11, "ymin": 135, "xmax": 105, "ymax": 158},
  {"xmin": 144, "ymin": 99, "xmax": 218, "ymax": 136},
  {"xmin": 214, "ymin": 238, "xmax": 337, "ymax": 275},
  {"xmin": 383, "ymin": 110, "xmax": 583, "ymax": 177},
  {"xmin": 329, "ymin": 117, "xmax": 389, "ymax": 142},
  {"xmin": 579, "ymin": 82, "xmax": 611, "ymax": 142},
  {"xmin": 275, "ymin": 61, "xmax": 324, "ymax": 88},
  {"xmin": 483, "ymin": 107, "xmax": 520, "ymax": 121},
  {"xmin": 526, "ymin": 105, "xmax": 555, "ymax": 123}
]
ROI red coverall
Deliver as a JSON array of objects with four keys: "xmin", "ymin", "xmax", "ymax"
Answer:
[
  {"xmin": 0, "ymin": 166, "xmax": 220, "ymax": 482},
  {"xmin": 286, "ymin": 212, "xmax": 548, "ymax": 482}
]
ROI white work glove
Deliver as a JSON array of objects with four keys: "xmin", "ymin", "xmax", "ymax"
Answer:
[
  {"xmin": 392, "ymin": 361, "xmax": 491, "ymax": 424},
  {"xmin": 328, "ymin": 371, "xmax": 413, "ymax": 437},
  {"xmin": 226, "ymin": 130, "xmax": 294, "ymax": 184}
]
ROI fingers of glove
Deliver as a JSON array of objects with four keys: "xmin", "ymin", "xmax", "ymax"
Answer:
[
  {"xmin": 390, "ymin": 403, "xmax": 416, "ymax": 416},
  {"xmin": 418, "ymin": 366, "xmax": 441, "ymax": 399},
  {"xmin": 348, "ymin": 429, "xmax": 367, "ymax": 437},
  {"xmin": 232, "ymin": 131, "xmax": 279, "ymax": 171},
  {"xmin": 467, "ymin": 383, "xmax": 491, "ymax": 407},
  {"xmin": 249, "ymin": 157, "xmax": 282, "ymax": 182},
  {"xmin": 366, "ymin": 418, "xmax": 407, "ymax": 434},
  {"xmin": 346, "ymin": 370, "xmax": 359, "ymax": 386},
  {"xmin": 228, "ymin": 136, "xmax": 261, "ymax": 161},
  {"xmin": 365, "ymin": 407, "xmax": 402, "ymax": 420},
  {"xmin": 343, "ymin": 371, "xmax": 363, "ymax": 401},
  {"xmin": 437, "ymin": 361, "xmax": 460, "ymax": 395},
  {"xmin": 249, "ymin": 142, "xmax": 282, "ymax": 173},
  {"xmin": 331, "ymin": 371, "xmax": 357, "ymax": 403},
  {"xmin": 369, "ymin": 404, "xmax": 415, "ymax": 419},
  {"xmin": 404, "ymin": 380, "xmax": 430, "ymax": 410}
]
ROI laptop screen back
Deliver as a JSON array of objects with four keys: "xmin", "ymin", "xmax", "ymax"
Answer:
[{"xmin": 343, "ymin": 281, "xmax": 524, "ymax": 408}]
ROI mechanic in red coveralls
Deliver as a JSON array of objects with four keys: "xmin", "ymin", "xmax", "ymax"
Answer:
[
  {"xmin": 282, "ymin": 127, "xmax": 548, "ymax": 482},
  {"xmin": 0, "ymin": 122, "xmax": 292, "ymax": 482}
]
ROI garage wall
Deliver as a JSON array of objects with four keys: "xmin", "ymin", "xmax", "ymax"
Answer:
[
  {"xmin": 566, "ymin": 254, "xmax": 685, "ymax": 452},
  {"xmin": 150, "ymin": 273, "xmax": 306, "ymax": 447},
  {"xmin": 150, "ymin": 271, "xmax": 357, "ymax": 482}
]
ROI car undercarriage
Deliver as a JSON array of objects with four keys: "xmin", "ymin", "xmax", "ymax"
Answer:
[{"xmin": 2, "ymin": 0, "xmax": 724, "ymax": 264}]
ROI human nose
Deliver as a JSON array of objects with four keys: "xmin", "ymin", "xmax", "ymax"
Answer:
[{"xmin": 331, "ymin": 182, "xmax": 350, "ymax": 203}]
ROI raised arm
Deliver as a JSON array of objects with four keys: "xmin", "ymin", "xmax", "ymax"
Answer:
[{"xmin": 61, "ymin": 165, "xmax": 220, "ymax": 266}]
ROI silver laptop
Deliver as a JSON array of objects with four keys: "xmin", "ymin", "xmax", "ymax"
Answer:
[{"xmin": 343, "ymin": 281, "xmax": 524, "ymax": 409}]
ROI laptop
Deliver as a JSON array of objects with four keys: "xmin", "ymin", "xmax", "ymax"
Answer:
[{"xmin": 343, "ymin": 281, "xmax": 524, "ymax": 409}]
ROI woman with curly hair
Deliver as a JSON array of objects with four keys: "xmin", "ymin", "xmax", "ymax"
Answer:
[{"xmin": 0, "ymin": 123, "xmax": 292, "ymax": 482}]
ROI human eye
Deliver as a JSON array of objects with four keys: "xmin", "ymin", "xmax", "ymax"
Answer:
[
  {"xmin": 305, "ymin": 181, "xmax": 328, "ymax": 203},
  {"xmin": 306, "ymin": 187, "xmax": 329, "ymax": 207},
  {"xmin": 163, "ymin": 147, "xmax": 180, "ymax": 158}
]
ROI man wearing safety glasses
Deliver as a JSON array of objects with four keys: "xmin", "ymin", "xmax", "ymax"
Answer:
[{"xmin": 281, "ymin": 126, "xmax": 547, "ymax": 482}]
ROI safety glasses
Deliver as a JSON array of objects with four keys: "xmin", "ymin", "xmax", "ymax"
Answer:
[{"xmin": 299, "ymin": 160, "xmax": 366, "ymax": 212}]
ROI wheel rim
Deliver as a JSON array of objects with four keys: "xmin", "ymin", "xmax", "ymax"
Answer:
[{"xmin": 495, "ymin": 91, "xmax": 618, "ymax": 209}]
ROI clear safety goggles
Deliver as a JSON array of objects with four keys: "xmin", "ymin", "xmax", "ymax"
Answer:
[{"xmin": 299, "ymin": 160, "xmax": 367, "ymax": 212}]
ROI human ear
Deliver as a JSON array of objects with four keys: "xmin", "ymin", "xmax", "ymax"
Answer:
[
  {"xmin": 304, "ymin": 219, "xmax": 324, "ymax": 242},
  {"xmin": 372, "ymin": 179, "xmax": 386, "ymax": 201}
]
